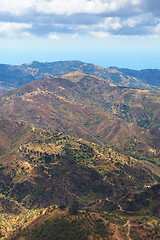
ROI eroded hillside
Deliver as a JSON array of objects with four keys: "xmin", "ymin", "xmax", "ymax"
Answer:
[
  {"xmin": 0, "ymin": 71, "xmax": 160, "ymax": 239},
  {"xmin": 0, "ymin": 118, "xmax": 160, "ymax": 239},
  {"xmin": 0, "ymin": 73, "xmax": 160, "ymax": 161}
]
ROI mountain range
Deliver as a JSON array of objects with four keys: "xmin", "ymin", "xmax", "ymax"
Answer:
[
  {"xmin": 0, "ymin": 61, "xmax": 160, "ymax": 239},
  {"xmin": 1, "ymin": 60, "xmax": 160, "ymax": 93}
]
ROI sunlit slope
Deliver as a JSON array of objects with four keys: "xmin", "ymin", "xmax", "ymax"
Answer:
[{"xmin": 1, "ymin": 73, "xmax": 160, "ymax": 161}]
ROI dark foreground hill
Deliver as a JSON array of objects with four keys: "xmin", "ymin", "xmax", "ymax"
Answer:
[
  {"xmin": 0, "ymin": 117, "xmax": 160, "ymax": 239},
  {"xmin": 119, "ymin": 184, "xmax": 160, "ymax": 218},
  {"xmin": 1, "ymin": 117, "xmax": 158, "ymax": 209},
  {"xmin": 7, "ymin": 200, "xmax": 160, "ymax": 240},
  {"xmin": 1, "ymin": 60, "xmax": 160, "ymax": 92}
]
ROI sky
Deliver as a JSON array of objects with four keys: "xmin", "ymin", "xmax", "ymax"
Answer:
[{"xmin": 0, "ymin": 0, "xmax": 160, "ymax": 69}]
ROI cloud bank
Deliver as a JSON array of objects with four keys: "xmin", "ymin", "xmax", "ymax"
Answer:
[{"xmin": 0, "ymin": 0, "xmax": 160, "ymax": 38}]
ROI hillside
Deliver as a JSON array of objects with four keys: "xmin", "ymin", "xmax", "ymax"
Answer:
[
  {"xmin": 19, "ymin": 61, "xmax": 153, "ymax": 90},
  {"xmin": 1, "ymin": 119, "xmax": 157, "ymax": 209},
  {"xmin": 113, "ymin": 67, "xmax": 160, "ymax": 87},
  {"xmin": 0, "ymin": 118, "xmax": 160, "ymax": 239},
  {"xmin": 0, "ymin": 117, "xmax": 34, "ymax": 156},
  {"xmin": 0, "ymin": 73, "xmax": 160, "ymax": 162},
  {"xmin": 0, "ymin": 64, "xmax": 35, "ymax": 92},
  {"xmin": 7, "ymin": 203, "xmax": 160, "ymax": 240},
  {"xmin": 0, "ymin": 70, "xmax": 160, "ymax": 239},
  {"xmin": 118, "ymin": 184, "xmax": 160, "ymax": 217},
  {"xmin": 1, "ymin": 60, "xmax": 160, "ymax": 92}
]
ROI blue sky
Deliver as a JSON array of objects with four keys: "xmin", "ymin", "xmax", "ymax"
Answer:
[{"xmin": 1, "ymin": 0, "xmax": 160, "ymax": 69}]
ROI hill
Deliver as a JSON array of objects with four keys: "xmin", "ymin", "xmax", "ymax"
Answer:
[
  {"xmin": 0, "ymin": 70, "xmax": 160, "ymax": 239},
  {"xmin": 0, "ymin": 64, "xmax": 35, "ymax": 92},
  {"xmin": 118, "ymin": 184, "xmax": 160, "ymax": 218},
  {"xmin": 7, "ymin": 203, "xmax": 160, "ymax": 240},
  {"xmin": 0, "ymin": 116, "xmax": 34, "ymax": 156},
  {"xmin": 1, "ymin": 118, "xmax": 158, "ymax": 209},
  {"xmin": 1, "ymin": 60, "xmax": 160, "ymax": 92},
  {"xmin": 0, "ymin": 118, "xmax": 160, "ymax": 239},
  {"xmin": 0, "ymin": 73, "xmax": 160, "ymax": 162},
  {"xmin": 113, "ymin": 67, "xmax": 160, "ymax": 87}
]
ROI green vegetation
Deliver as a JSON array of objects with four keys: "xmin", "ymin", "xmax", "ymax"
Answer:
[
  {"xmin": 0, "ymin": 66, "xmax": 160, "ymax": 239},
  {"xmin": 26, "ymin": 217, "xmax": 89, "ymax": 240}
]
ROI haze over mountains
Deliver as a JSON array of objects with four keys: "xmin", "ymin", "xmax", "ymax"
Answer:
[
  {"xmin": 1, "ymin": 60, "xmax": 160, "ymax": 93},
  {"xmin": 0, "ymin": 61, "xmax": 160, "ymax": 239}
]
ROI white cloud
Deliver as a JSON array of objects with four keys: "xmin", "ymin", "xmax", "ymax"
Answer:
[
  {"xmin": 36, "ymin": 0, "xmax": 129, "ymax": 15},
  {"xmin": 0, "ymin": 22, "xmax": 32, "ymax": 37},
  {"xmin": 91, "ymin": 31, "xmax": 110, "ymax": 38},
  {"xmin": 0, "ymin": 0, "xmax": 139, "ymax": 16},
  {"xmin": 91, "ymin": 17, "xmax": 122, "ymax": 34},
  {"xmin": 48, "ymin": 33, "xmax": 60, "ymax": 40},
  {"xmin": 99, "ymin": 17, "xmax": 122, "ymax": 30},
  {"xmin": 92, "ymin": 14, "xmax": 154, "ymax": 35},
  {"xmin": 22, "ymin": 32, "xmax": 32, "ymax": 37},
  {"xmin": 72, "ymin": 33, "xmax": 79, "ymax": 39},
  {"xmin": 0, "ymin": 0, "xmax": 36, "ymax": 16},
  {"xmin": 125, "ymin": 19, "xmax": 137, "ymax": 27},
  {"xmin": 132, "ymin": 0, "xmax": 141, "ymax": 5},
  {"xmin": 123, "ymin": 15, "xmax": 145, "ymax": 28},
  {"xmin": 0, "ymin": 0, "xmax": 158, "ymax": 38},
  {"xmin": 155, "ymin": 22, "xmax": 160, "ymax": 33}
]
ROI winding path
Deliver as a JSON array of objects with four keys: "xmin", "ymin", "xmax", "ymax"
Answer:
[
  {"xmin": 113, "ymin": 224, "xmax": 122, "ymax": 240},
  {"xmin": 124, "ymin": 219, "xmax": 132, "ymax": 240}
]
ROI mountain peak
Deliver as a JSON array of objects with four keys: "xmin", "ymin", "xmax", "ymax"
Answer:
[{"xmin": 60, "ymin": 71, "xmax": 85, "ymax": 82}]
